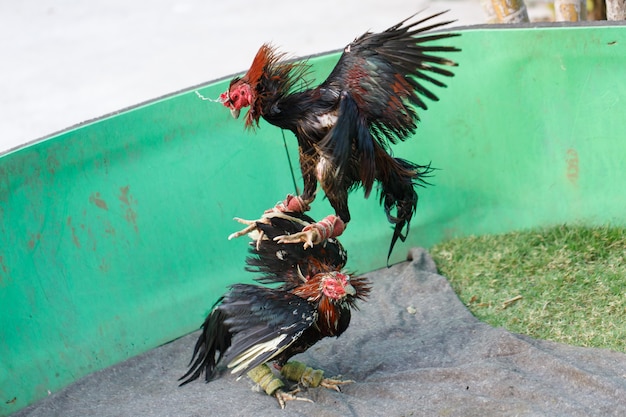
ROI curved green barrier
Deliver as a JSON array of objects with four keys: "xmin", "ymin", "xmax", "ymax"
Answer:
[{"xmin": 2, "ymin": 23, "xmax": 626, "ymax": 414}]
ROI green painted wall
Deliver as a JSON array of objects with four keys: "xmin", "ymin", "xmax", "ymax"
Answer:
[{"xmin": 1, "ymin": 23, "xmax": 626, "ymax": 415}]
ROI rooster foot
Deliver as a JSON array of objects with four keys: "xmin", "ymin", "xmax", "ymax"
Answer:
[
  {"xmin": 228, "ymin": 217, "xmax": 261, "ymax": 240},
  {"xmin": 247, "ymin": 363, "xmax": 313, "ymax": 409},
  {"xmin": 274, "ymin": 215, "xmax": 345, "ymax": 249},
  {"xmin": 228, "ymin": 195, "xmax": 312, "ymax": 247},
  {"xmin": 228, "ymin": 211, "xmax": 316, "ymax": 250},
  {"xmin": 227, "ymin": 217, "xmax": 268, "ymax": 250},
  {"xmin": 274, "ymin": 227, "xmax": 319, "ymax": 249},
  {"xmin": 319, "ymin": 377, "xmax": 354, "ymax": 392},
  {"xmin": 280, "ymin": 360, "xmax": 353, "ymax": 393},
  {"xmin": 274, "ymin": 388, "xmax": 314, "ymax": 409}
]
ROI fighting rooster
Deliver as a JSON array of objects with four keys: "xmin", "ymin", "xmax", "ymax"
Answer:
[
  {"xmin": 221, "ymin": 11, "xmax": 460, "ymax": 261},
  {"xmin": 180, "ymin": 212, "xmax": 370, "ymax": 408}
]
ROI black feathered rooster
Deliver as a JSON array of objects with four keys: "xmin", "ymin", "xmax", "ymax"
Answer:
[
  {"xmin": 180, "ymin": 212, "xmax": 370, "ymax": 408},
  {"xmin": 222, "ymin": 11, "xmax": 460, "ymax": 262}
]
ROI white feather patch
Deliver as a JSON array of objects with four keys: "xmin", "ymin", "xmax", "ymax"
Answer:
[
  {"xmin": 316, "ymin": 113, "xmax": 338, "ymax": 129},
  {"xmin": 227, "ymin": 334, "xmax": 288, "ymax": 376}
]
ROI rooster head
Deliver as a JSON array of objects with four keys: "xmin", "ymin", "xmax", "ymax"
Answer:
[
  {"xmin": 219, "ymin": 78, "xmax": 253, "ymax": 120},
  {"xmin": 292, "ymin": 269, "xmax": 370, "ymax": 335},
  {"xmin": 320, "ymin": 271, "xmax": 356, "ymax": 300},
  {"xmin": 293, "ymin": 270, "xmax": 369, "ymax": 305},
  {"xmin": 219, "ymin": 44, "xmax": 279, "ymax": 127}
]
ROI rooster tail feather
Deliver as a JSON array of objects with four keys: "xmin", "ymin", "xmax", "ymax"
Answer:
[
  {"xmin": 379, "ymin": 158, "xmax": 434, "ymax": 264},
  {"xmin": 179, "ymin": 300, "xmax": 230, "ymax": 386}
]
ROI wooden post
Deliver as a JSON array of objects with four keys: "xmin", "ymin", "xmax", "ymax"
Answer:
[
  {"xmin": 554, "ymin": 0, "xmax": 587, "ymax": 21},
  {"xmin": 606, "ymin": 0, "xmax": 626, "ymax": 19},
  {"xmin": 588, "ymin": 0, "xmax": 607, "ymax": 20},
  {"xmin": 481, "ymin": 0, "xmax": 499, "ymax": 23},
  {"xmin": 483, "ymin": 0, "xmax": 530, "ymax": 23}
]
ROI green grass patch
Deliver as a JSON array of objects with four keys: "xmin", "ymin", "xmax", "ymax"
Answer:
[{"xmin": 429, "ymin": 225, "xmax": 626, "ymax": 352}]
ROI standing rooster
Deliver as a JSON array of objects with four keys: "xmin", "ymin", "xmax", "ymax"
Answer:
[
  {"xmin": 221, "ymin": 11, "xmax": 460, "ymax": 262},
  {"xmin": 180, "ymin": 212, "xmax": 370, "ymax": 408}
]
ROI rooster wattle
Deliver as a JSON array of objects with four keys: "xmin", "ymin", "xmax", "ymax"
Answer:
[{"xmin": 220, "ymin": 11, "xmax": 460, "ymax": 262}]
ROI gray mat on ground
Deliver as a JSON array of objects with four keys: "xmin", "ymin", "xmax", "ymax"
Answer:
[{"xmin": 15, "ymin": 248, "xmax": 626, "ymax": 417}]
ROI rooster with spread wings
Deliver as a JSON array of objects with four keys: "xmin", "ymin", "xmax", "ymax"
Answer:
[{"xmin": 220, "ymin": 11, "xmax": 460, "ymax": 262}]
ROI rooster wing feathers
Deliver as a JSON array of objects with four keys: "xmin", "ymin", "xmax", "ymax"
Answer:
[
  {"xmin": 178, "ymin": 284, "xmax": 317, "ymax": 384},
  {"xmin": 319, "ymin": 11, "xmax": 459, "ymax": 196},
  {"xmin": 220, "ymin": 285, "xmax": 318, "ymax": 377}
]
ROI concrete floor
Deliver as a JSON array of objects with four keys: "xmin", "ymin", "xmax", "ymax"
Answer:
[{"xmin": 1, "ymin": 0, "xmax": 492, "ymax": 153}]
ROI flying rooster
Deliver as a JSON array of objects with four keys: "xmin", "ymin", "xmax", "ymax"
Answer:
[
  {"xmin": 180, "ymin": 212, "xmax": 370, "ymax": 408},
  {"xmin": 220, "ymin": 11, "xmax": 460, "ymax": 262}
]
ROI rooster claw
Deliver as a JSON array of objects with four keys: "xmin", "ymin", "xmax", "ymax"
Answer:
[
  {"xmin": 228, "ymin": 212, "xmax": 314, "ymax": 250},
  {"xmin": 274, "ymin": 229, "xmax": 320, "ymax": 249},
  {"xmin": 274, "ymin": 388, "xmax": 313, "ymax": 409},
  {"xmin": 228, "ymin": 217, "xmax": 267, "ymax": 240},
  {"xmin": 228, "ymin": 217, "xmax": 270, "ymax": 251},
  {"xmin": 320, "ymin": 377, "xmax": 354, "ymax": 392},
  {"xmin": 273, "ymin": 215, "xmax": 345, "ymax": 249},
  {"xmin": 280, "ymin": 361, "xmax": 353, "ymax": 394},
  {"xmin": 227, "ymin": 217, "xmax": 258, "ymax": 240}
]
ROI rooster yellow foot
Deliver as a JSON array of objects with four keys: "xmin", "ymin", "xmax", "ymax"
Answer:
[
  {"xmin": 274, "ymin": 215, "xmax": 345, "ymax": 249},
  {"xmin": 247, "ymin": 364, "xmax": 313, "ymax": 409},
  {"xmin": 280, "ymin": 360, "xmax": 354, "ymax": 393}
]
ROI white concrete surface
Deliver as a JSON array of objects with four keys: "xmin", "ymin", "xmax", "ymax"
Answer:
[{"xmin": 0, "ymin": 0, "xmax": 491, "ymax": 153}]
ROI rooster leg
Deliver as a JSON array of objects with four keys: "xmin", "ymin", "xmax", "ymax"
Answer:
[
  {"xmin": 274, "ymin": 215, "xmax": 345, "ymax": 249},
  {"xmin": 266, "ymin": 194, "xmax": 311, "ymax": 214},
  {"xmin": 228, "ymin": 195, "xmax": 311, "ymax": 245},
  {"xmin": 247, "ymin": 363, "xmax": 313, "ymax": 409},
  {"xmin": 228, "ymin": 211, "xmax": 313, "ymax": 246},
  {"xmin": 281, "ymin": 361, "xmax": 354, "ymax": 393}
]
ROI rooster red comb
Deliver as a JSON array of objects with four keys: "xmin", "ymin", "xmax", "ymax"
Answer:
[
  {"xmin": 245, "ymin": 43, "xmax": 277, "ymax": 88},
  {"xmin": 218, "ymin": 45, "xmax": 275, "ymax": 102},
  {"xmin": 220, "ymin": 43, "xmax": 309, "ymax": 128},
  {"xmin": 218, "ymin": 44, "xmax": 280, "ymax": 126}
]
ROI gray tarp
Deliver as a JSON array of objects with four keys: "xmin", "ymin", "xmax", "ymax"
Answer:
[{"xmin": 15, "ymin": 248, "xmax": 626, "ymax": 417}]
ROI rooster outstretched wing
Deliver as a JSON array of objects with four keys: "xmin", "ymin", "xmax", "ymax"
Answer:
[{"xmin": 319, "ymin": 10, "xmax": 460, "ymax": 192}]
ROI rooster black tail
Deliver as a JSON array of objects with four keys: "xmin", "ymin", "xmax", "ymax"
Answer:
[
  {"xmin": 379, "ymin": 157, "xmax": 434, "ymax": 265},
  {"xmin": 179, "ymin": 298, "xmax": 231, "ymax": 386}
]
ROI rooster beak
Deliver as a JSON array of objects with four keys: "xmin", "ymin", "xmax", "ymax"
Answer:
[
  {"xmin": 230, "ymin": 108, "xmax": 241, "ymax": 119},
  {"xmin": 344, "ymin": 283, "xmax": 356, "ymax": 296}
]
